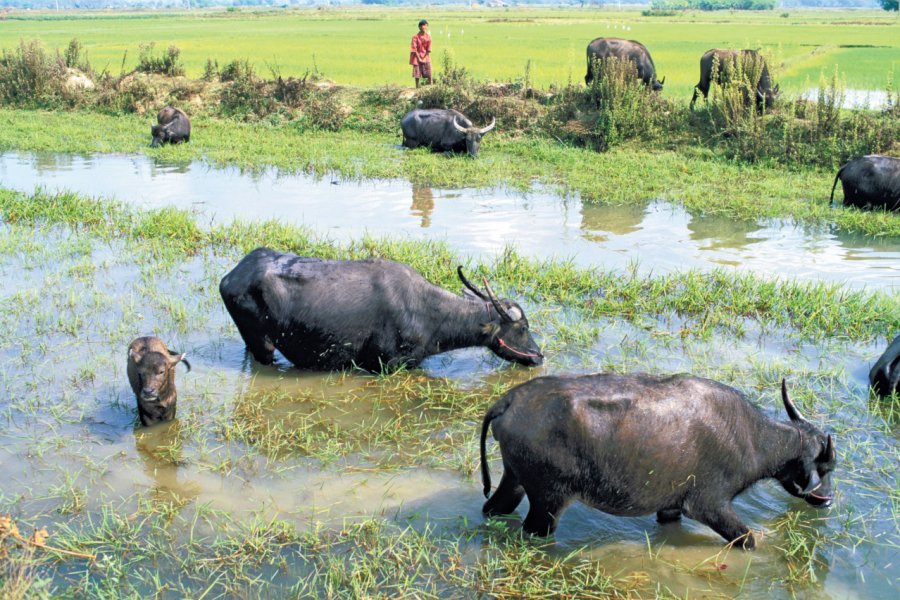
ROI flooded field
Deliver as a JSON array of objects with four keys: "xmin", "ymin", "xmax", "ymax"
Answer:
[
  {"xmin": 1, "ymin": 151, "xmax": 899, "ymax": 291},
  {"xmin": 0, "ymin": 215, "xmax": 897, "ymax": 597}
]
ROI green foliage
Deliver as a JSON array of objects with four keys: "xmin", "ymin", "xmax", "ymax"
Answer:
[
  {"xmin": 880, "ymin": 0, "xmax": 898, "ymax": 10},
  {"xmin": 651, "ymin": 0, "xmax": 775, "ymax": 9},
  {"xmin": 135, "ymin": 42, "xmax": 185, "ymax": 77}
]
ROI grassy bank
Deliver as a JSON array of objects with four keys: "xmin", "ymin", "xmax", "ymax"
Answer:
[
  {"xmin": 1, "ymin": 186, "xmax": 897, "ymax": 341},
  {"xmin": 2, "ymin": 108, "xmax": 899, "ymax": 238}
]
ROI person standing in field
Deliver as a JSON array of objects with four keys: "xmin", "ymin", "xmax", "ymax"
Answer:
[{"xmin": 410, "ymin": 19, "xmax": 433, "ymax": 88}]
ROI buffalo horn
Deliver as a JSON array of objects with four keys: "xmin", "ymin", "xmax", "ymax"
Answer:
[
  {"xmin": 452, "ymin": 117, "xmax": 468, "ymax": 133},
  {"xmin": 801, "ymin": 470, "xmax": 822, "ymax": 495},
  {"xmin": 479, "ymin": 117, "xmax": 496, "ymax": 135},
  {"xmin": 781, "ymin": 379, "xmax": 807, "ymax": 423},
  {"xmin": 481, "ymin": 276, "xmax": 514, "ymax": 323},
  {"xmin": 825, "ymin": 435, "xmax": 835, "ymax": 462},
  {"xmin": 659, "ymin": 76, "xmax": 666, "ymax": 85},
  {"xmin": 774, "ymin": 83, "xmax": 780, "ymax": 94},
  {"xmin": 457, "ymin": 266, "xmax": 488, "ymax": 300}
]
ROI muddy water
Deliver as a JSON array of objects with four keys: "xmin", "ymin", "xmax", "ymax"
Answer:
[
  {"xmin": 0, "ymin": 231, "xmax": 896, "ymax": 597},
  {"xmin": 1, "ymin": 151, "xmax": 899, "ymax": 291}
]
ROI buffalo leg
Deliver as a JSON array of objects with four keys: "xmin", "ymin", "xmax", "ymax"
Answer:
[
  {"xmin": 690, "ymin": 88, "xmax": 699, "ymax": 110},
  {"xmin": 223, "ymin": 302, "xmax": 276, "ymax": 364},
  {"xmin": 521, "ymin": 490, "xmax": 566, "ymax": 537},
  {"xmin": 656, "ymin": 508, "xmax": 682, "ymax": 524},
  {"xmin": 483, "ymin": 471, "xmax": 525, "ymax": 516},
  {"xmin": 698, "ymin": 505, "xmax": 755, "ymax": 550}
]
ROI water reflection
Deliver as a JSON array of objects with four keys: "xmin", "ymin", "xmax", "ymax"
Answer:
[
  {"xmin": 410, "ymin": 185, "xmax": 435, "ymax": 228},
  {"xmin": 134, "ymin": 420, "xmax": 201, "ymax": 505},
  {"xmin": 0, "ymin": 151, "xmax": 898, "ymax": 290}
]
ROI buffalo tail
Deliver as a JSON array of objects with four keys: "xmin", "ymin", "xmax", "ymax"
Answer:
[
  {"xmin": 480, "ymin": 396, "xmax": 511, "ymax": 498},
  {"xmin": 830, "ymin": 166, "xmax": 845, "ymax": 207}
]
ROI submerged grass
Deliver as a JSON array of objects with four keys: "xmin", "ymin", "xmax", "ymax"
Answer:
[
  {"xmin": 0, "ymin": 186, "xmax": 896, "ymax": 341},
  {"xmin": 0, "ymin": 209, "xmax": 897, "ymax": 597}
]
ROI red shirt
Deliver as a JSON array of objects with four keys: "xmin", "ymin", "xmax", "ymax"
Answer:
[{"xmin": 410, "ymin": 32, "xmax": 432, "ymax": 65}]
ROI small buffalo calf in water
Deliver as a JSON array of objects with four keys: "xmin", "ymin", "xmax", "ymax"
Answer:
[
  {"xmin": 127, "ymin": 336, "xmax": 191, "ymax": 426},
  {"xmin": 480, "ymin": 374, "xmax": 836, "ymax": 549}
]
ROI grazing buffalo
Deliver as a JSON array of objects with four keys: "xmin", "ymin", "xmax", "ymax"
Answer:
[
  {"xmin": 690, "ymin": 49, "xmax": 779, "ymax": 110},
  {"xmin": 870, "ymin": 334, "xmax": 900, "ymax": 397},
  {"xmin": 127, "ymin": 336, "xmax": 191, "ymax": 427},
  {"xmin": 584, "ymin": 38, "xmax": 665, "ymax": 90},
  {"xmin": 219, "ymin": 248, "xmax": 543, "ymax": 372},
  {"xmin": 830, "ymin": 155, "xmax": 900, "ymax": 211},
  {"xmin": 401, "ymin": 109, "xmax": 496, "ymax": 158},
  {"xmin": 150, "ymin": 106, "xmax": 191, "ymax": 147},
  {"xmin": 481, "ymin": 375, "xmax": 835, "ymax": 549}
]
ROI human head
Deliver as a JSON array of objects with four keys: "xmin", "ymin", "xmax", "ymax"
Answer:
[{"xmin": 418, "ymin": 19, "xmax": 428, "ymax": 33}]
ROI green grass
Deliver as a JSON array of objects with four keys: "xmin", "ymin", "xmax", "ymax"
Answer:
[
  {"xmin": 2, "ymin": 108, "xmax": 899, "ymax": 238},
  {"xmin": 0, "ymin": 7, "xmax": 898, "ymax": 99}
]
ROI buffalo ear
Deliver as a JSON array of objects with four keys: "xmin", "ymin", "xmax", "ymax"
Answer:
[
  {"xmin": 168, "ymin": 352, "xmax": 190, "ymax": 372},
  {"xmin": 781, "ymin": 379, "xmax": 806, "ymax": 423},
  {"xmin": 825, "ymin": 435, "xmax": 835, "ymax": 462},
  {"xmin": 129, "ymin": 347, "xmax": 141, "ymax": 364},
  {"xmin": 802, "ymin": 470, "xmax": 822, "ymax": 495}
]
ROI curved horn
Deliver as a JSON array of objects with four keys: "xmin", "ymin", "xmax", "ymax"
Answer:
[
  {"xmin": 782, "ymin": 379, "xmax": 807, "ymax": 423},
  {"xmin": 481, "ymin": 276, "xmax": 514, "ymax": 323},
  {"xmin": 452, "ymin": 117, "xmax": 467, "ymax": 133},
  {"xmin": 479, "ymin": 117, "xmax": 496, "ymax": 135},
  {"xmin": 457, "ymin": 266, "xmax": 487, "ymax": 300},
  {"xmin": 659, "ymin": 75, "xmax": 666, "ymax": 85}
]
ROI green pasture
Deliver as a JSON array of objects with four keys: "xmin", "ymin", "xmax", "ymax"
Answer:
[{"xmin": 1, "ymin": 7, "xmax": 898, "ymax": 100}]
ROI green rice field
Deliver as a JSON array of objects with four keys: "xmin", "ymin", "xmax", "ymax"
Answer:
[{"xmin": 1, "ymin": 7, "xmax": 898, "ymax": 99}]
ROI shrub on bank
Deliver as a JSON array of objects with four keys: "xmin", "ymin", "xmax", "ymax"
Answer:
[{"xmin": 0, "ymin": 37, "xmax": 896, "ymax": 170}]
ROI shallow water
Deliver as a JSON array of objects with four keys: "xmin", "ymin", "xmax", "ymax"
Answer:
[
  {"xmin": 1, "ymin": 151, "xmax": 898, "ymax": 291},
  {"xmin": 802, "ymin": 87, "xmax": 894, "ymax": 110},
  {"xmin": 0, "ymin": 230, "xmax": 896, "ymax": 597}
]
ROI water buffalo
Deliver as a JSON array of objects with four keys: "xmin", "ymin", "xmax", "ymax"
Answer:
[
  {"xmin": 830, "ymin": 155, "xmax": 900, "ymax": 211},
  {"xmin": 127, "ymin": 336, "xmax": 191, "ymax": 427},
  {"xmin": 584, "ymin": 38, "xmax": 665, "ymax": 90},
  {"xmin": 401, "ymin": 109, "xmax": 496, "ymax": 158},
  {"xmin": 690, "ymin": 49, "xmax": 779, "ymax": 110},
  {"xmin": 219, "ymin": 248, "xmax": 543, "ymax": 372},
  {"xmin": 870, "ymin": 334, "xmax": 900, "ymax": 397},
  {"xmin": 481, "ymin": 375, "xmax": 835, "ymax": 549},
  {"xmin": 150, "ymin": 105, "xmax": 191, "ymax": 147}
]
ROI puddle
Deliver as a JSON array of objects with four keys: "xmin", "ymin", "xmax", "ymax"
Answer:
[
  {"xmin": 0, "ymin": 233, "xmax": 897, "ymax": 597},
  {"xmin": 1, "ymin": 151, "xmax": 898, "ymax": 291},
  {"xmin": 802, "ymin": 87, "xmax": 895, "ymax": 110}
]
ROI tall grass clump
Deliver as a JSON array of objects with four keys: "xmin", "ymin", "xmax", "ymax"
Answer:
[
  {"xmin": 0, "ymin": 40, "xmax": 69, "ymax": 108},
  {"xmin": 546, "ymin": 57, "xmax": 670, "ymax": 151},
  {"xmin": 135, "ymin": 42, "xmax": 185, "ymax": 77},
  {"xmin": 218, "ymin": 58, "xmax": 276, "ymax": 119}
]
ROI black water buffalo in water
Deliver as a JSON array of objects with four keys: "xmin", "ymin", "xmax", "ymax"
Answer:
[
  {"xmin": 150, "ymin": 106, "xmax": 191, "ymax": 147},
  {"xmin": 584, "ymin": 38, "xmax": 665, "ymax": 90},
  {"xmin": 690, "ymin": 49, "xmax": 779, "ymax": 110},
  {"xmin": 830, "ymin": 155, "xmax": 900, "ymax": 211},
  {"xmin": 481, "ymin": 375, "xmax": 835, "ymax": 549},
  {"xmin": 219, "ymin": 248, "xmax": 543, "ymax": 372},
  {"xmin": 870, "ymin": 334, "xmax": 900, "ymax": 397},
  {"xmin": 127, "ymin": 336, "xmax": 191, "ymax": 427},
  {"xmin": 401, "ymin": 109, "xmax": 496, "ymax": 158}
]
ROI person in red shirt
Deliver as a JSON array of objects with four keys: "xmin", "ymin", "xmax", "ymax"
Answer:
[{"xmin": 410, "ymin": 19, "xmax": 433, "ymax": 88}]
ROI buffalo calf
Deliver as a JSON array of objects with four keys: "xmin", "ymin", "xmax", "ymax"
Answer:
[
  {"xmin": 870, "ymin": 334, "xmax": 900, "ymax": 397},
  {"xmin": 150, "ymin": 106, "xmax": 191, "ymax": 147},
  {"xmin": 481, "ymin": 375, "xmax": 835, "ymax": 549},
  {"xmin": 830, "ymin": 155, "xmax": 900, "ymax": 211},
  {"xmin": 127, "ymin": 336, "xmax": 191, "ymax": 426}
]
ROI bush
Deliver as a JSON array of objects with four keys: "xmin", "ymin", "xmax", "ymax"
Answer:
[
  {"xmin": 218, "ymin": 59, "xmax": 275, "ymax": 119},
  {"xmin": 136, "ymin": 43, "xmax": 185, "ymax": 77},
  {"xmin": 0, "ymin": 40, "xmax": 68, "ymax": 108}
]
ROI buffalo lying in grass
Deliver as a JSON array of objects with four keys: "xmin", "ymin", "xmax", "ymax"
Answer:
[{"xmin": 401, "ymin": 109, "xmax": 496, "ymax": 158}]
